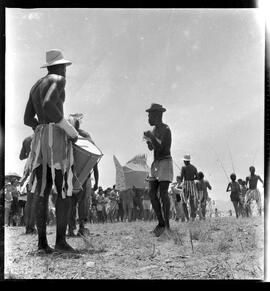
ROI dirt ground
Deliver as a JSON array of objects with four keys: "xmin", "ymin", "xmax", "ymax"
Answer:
[{"xmin": 4, "ymin": 216, "xmax": 264, "ymax": 280}]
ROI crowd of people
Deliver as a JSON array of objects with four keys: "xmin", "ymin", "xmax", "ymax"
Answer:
[
  {"xmin": 4, "ymin": 179, "xmax": 27, "ymax": 228},
  {"xmin": 226, "ymin": 166, "xmax": 263, "ymax": 219},
  {"xmin": 3, "ymin": 164, "xmax": 263, "ymax": 233}
]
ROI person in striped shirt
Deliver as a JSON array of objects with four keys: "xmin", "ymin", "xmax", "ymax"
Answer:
[{"xmin": 179, "ymin": 154, "xmax": 198, "ymax": 221}]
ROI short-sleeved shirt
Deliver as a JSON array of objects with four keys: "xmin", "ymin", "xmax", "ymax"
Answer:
[{"xmin": 180, "ymin": 164, "xmax": 198, "ymax": 181}]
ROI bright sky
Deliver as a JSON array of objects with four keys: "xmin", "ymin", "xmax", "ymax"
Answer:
[{"xmin": 5, "ymin": 8, "xmax": 265, "ymax": 203}]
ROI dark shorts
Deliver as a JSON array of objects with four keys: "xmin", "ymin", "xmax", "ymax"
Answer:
[{"xmin": 230, "ymin": 192, "xmax": 240, "ymax": 202}]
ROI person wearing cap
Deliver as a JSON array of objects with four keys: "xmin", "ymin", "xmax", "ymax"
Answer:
[
  {"xmin": 23, "ymin": 49, "xmax": 78, "ymax": 253},
  {"xmin": 144, "ymin": 103, "xmax": 173, "ymax": 236},
  {"xmin": 179, "ymin": 154, "xmax": 198, "ymax": 221}
]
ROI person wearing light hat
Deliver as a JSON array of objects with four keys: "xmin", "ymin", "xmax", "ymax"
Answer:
[
  {"xmin": 144, "ymin": 103, "xmax": 173, "ymax": 237},
  {"xmin": 179, "ymin": 154, "xmax": 199, "ymax": 221},
  {"xmin": 23, "ymin": 49, "xmax": 78, "ymax": 253}
]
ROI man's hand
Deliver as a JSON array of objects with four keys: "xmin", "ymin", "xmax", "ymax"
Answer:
[
  {"xmin": 68, "ymin": 136, "xmax": 78, "ymax": 143},
  {"xmin": 147, "ymin": 141, "xmax": 153, "ymax": 151},
  {"xmin": 143, "ymin": 130, "xmax": 153, "ymax": 139}
]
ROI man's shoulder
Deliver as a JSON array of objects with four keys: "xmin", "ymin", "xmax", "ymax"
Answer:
[
  {"xmin": 189, "ymin": 164, "xmax": 197, "ymax": 171},
  {"xmin": 31, "ymin": 75, "xmax": 65, "ymax": 94},
  {"xmin": 161, "ymin": 123, "xmax": 171, "ymax": 131},
  {"xmin": 155, "ymin": 123, "xmax": 170, "ymax": 131},
  {"xmin": 47, "ymin": 74, "xmax": 66, "ymax": 86}
]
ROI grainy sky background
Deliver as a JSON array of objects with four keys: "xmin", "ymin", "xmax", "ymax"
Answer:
[{"xmin": 5, "ymin": 8, "xmax": 265, "ymax": 208}]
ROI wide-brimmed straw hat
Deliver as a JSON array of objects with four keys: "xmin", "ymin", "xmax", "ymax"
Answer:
[
  {"xmin": 40, "ymin": 49, "xmax": 72, "ymax": 68},
  {"xmin": 183, "ymin": 154, "xmax": 191, "ymax": 161},
  {"xmin": 146, "ymin": 103, "xmax": 166, "ymax": 113}
]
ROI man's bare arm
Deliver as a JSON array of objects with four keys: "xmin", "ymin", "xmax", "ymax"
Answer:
[
  {"xmin": 24, "ymin": 96, "xmax": 39, "ymax": 130},
  {"xmin": 180, "ymin": 167, "xmax": 184, "ymax": 183},
  {"xmin": 19, "ymin": 143, "xmax": 27, "ymax": 161},
  {"xmin": 258, "ymin": 175, "xmax": 264, "ymax": 187},
  {"xmin": 93, "ymin": 164, "xmax": 99, "ymax": 191},
  {"xmin": 207, "ymin": 181, "xmax": 212, "ymax": 190}
]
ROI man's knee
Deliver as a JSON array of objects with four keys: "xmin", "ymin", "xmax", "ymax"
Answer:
[
  {"xmin": 159, "ymin": 181, "xmax": 170, "ymax": 194},
  {"xmin": 149, "ymin": 181, "xmax": 159, "ymax": 196}
]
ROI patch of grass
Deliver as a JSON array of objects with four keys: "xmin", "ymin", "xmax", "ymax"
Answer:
[{"xmin": 4, "ymin": 217, "xmax": 263, "ymax": 279}]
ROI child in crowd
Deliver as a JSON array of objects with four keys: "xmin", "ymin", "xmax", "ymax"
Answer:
[{"xmin": 226, "ymin": 173, "xmax": 241, "ymax": 218}]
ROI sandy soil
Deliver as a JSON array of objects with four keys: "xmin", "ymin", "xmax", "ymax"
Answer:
[{"xmin": 4, "ymin": 216, "xmax": 264, "ymax": 280}]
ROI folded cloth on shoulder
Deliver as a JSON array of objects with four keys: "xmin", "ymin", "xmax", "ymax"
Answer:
[{"xmin": 56, "ymin": 118, "xmax": 78, "ymax": 139}]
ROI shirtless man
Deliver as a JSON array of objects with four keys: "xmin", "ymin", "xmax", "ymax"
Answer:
[
  {"xmin": 144, "ymin": 103, "xmax": 173, "ymax": 237},
  {"xmin": 24, "ymin": 49, "xmax": 78, "ymax": 253},
  {"xmin": 195, "ymin": 172, "xmax": 212, "ymax": 220},
  {"xmin": 245, "ymin": 166, "xmax": 264, "ymax": 216}
]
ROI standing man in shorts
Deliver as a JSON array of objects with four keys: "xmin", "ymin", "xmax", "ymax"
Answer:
[
  {"xmin": 24, "ymin": 49, "xmax": 79, "ymax": 253},
  {"xmin": 144, "ymin": 103, "xmax": 173, "ymax": 237}
]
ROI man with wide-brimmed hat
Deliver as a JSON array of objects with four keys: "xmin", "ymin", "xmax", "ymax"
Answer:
[
  {"xmin": 24, "ymin": 49, "xmax": 79, "ymax": 253},
  {"xmin": 179, "ymin": 154, "xmax": 198, "ymax": 221},
  {"xmin": 144, "ymin": 103, "xmax": 173, "ymax": 237}
]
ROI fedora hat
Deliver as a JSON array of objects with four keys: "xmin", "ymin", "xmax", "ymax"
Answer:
[
  {"xmin": 146, "ymin": 103, "xmax": 166, "ymax": 113},
  {"xmin": 183, "ymin": 154, "xmax": 191, "ymax": 161},
  {"xmin": 40, "ymin": 49, "xmax": 72, "ymax": 68}
]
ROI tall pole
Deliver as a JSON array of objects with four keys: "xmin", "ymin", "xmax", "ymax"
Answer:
[{"xmin": 226, "ymin": 142, "xmax": 236, "ymax": 174}]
